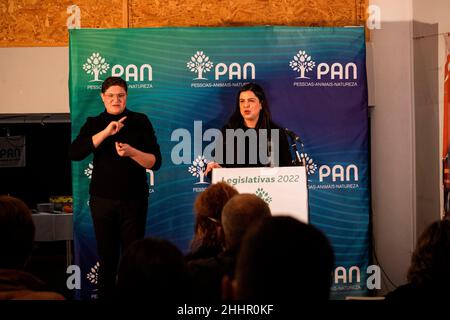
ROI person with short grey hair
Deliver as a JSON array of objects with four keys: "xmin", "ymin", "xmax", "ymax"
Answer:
[
  {"xmin": 221, "ymin": 193, "xmax": 271, "ymax": 252},
  {"xmin": 188, "ymin": 193, "xmax": 270, "ymax": 301}
]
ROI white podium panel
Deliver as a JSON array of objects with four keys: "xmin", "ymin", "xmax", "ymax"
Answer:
[{"xmin": 212, "ymin": 166, "xmax": 308, "ymax": 223}]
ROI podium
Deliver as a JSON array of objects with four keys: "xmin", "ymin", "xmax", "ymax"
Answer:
[{"xmin": 212, "ymin": 166, "xmax": 309, "ymax": 223}]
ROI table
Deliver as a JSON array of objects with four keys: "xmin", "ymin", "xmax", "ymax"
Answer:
[{"xmin": 31, "ymin": 212, "xmax": 73, "ymax": 266}]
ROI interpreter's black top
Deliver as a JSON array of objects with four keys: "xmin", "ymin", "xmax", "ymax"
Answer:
[
  {"xmin": 218, "ymin": 120, "xmax": 293, "ymax": 168},
  {"xmin": 69, "ymin": 108, "xmax": 162, "ymax": 200}
]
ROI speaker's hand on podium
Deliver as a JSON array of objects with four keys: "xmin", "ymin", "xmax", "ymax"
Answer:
[{"xmin": 205, "ymin": 161, "xmax": 222, "ymax": 176}]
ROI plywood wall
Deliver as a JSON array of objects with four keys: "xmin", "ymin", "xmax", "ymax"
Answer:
[
  {"xmin": 0, "ymin": 0, "xmax": 124, "ymax": 46},
  {"xmin": 0, "ymin": 0, "xmax": 368, "ymax": 47}
]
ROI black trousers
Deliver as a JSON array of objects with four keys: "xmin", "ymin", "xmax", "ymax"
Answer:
[{"xmin": 89, "ymin": 195, "xmax": 148, "ymax": 300}]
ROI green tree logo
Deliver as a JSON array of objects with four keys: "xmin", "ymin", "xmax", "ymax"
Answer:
[{"xmin": 255, "ymin": 188, "xmax": 272, "ymax": 204}]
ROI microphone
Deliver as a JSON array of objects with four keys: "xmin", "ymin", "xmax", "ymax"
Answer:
[
  {"xmin": 285, "ymin": 128, "xmax": 305, "ymax": 167},
  {"xmin": 284, "ymin": 128, "xmax": 303, "ymax": 145}
]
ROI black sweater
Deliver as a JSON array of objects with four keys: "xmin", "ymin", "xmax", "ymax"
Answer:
[
  {"xmin": 218, "ymin": 120, "xmax": 293, "ymax": 168},
  {"xmin": 69, "ymin": 109, "xmax": 162, "ymax": 200}
]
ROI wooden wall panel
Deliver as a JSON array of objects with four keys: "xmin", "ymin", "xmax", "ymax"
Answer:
[
  {"xmin": 0, "ymin": 0, "xmax": 368, "ymax": 47},
  {"xmin": 0, "ymin": 0, "xmax": 123, "ymax": 46},
  {"xmin": 130, "ymin": 0, "xmax": 367, "ymax": 27}
]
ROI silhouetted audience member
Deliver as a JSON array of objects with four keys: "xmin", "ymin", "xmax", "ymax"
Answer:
[
  {"xmin": 0, "ymin": 195, "xmax": 64, "ymax": 300},
  {"xmin": 186, "ymin": 182, "xmax": 238, "ymax": 262},
  {"xmin": 233, "ymin": 216, "xmax": 334, "ymax": 301},
  {"xmin": 188, "ymin": 194, "xmax": 271, "ymax": 301},
  {"xmin": 116, "ymin": 237, "xmax": 191, "ymax": 301},
  {"xmin": 385, "ymin": 220, "xmax": 450, "ymax": 303}
]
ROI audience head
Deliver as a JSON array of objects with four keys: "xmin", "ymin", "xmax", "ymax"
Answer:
[
  {"xmin": 192, "ymin": 182, "xmax": 239, "ymax": 250},
  {"xmin": 116, "ymin": 237, "xmax": 191, "ymax": 300},
  {"xmin": 407, "ymin": 219, "xmax": 450, "ymax": 288},
  {"xmin": 0, "ymin": 195, "xmax": 35, "ymax": 269},
  {"xmin": 221, "ymin": 193, "xmax": 271, "ymax": 252},
  {"xmin": 234, "ymin": 216, "xmax": 335, "ymax": 301}
]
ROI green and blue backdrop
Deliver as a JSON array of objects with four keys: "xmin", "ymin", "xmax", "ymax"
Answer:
[{"xmin": 69, "ymin": 26, "xmax": 369, "ymax": 300}]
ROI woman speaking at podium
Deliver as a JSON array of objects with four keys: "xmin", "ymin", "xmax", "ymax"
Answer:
[{"xmin": 205, "ymin": 83, "xmax": 292, "ymax": 175}]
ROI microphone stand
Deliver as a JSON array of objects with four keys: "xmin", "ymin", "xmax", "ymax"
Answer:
[
  {"xmin": 287, "ymin": 130, "xmax": 310, "ymax": 222},
  {"xmin": 266, "ymin": 115, "xmax": 272, "ymax": 167},
  {"xmin": 284, "ymin": 128, "xmax": 306, "ymax": 166}
]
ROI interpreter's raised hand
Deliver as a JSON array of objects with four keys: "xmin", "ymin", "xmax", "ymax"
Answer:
[
  {"xmin": 204, "ymin": 161, "xmax": 222, "ymax": 176},
  {"xmin": 105, "ymin": 116, "xmax": 127, "ymax": 137},
  {"xmin": 115, "ymin": 142, "xmax": 135, "ymax": 157}
]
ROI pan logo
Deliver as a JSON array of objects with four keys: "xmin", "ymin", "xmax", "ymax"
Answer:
[
  {"xmin": 85, "ymin": 164, "xmax": 155, "ymax": 193},
  {"xmin": 86, "ymin": 261, "xmax": 100, "ymax": 285},
  {"xmin": 214, "ymin": 62, "xmax": 255, "ymax": 81},
  {"xmin": 83, "ymin": 53, "xmax": 110, "ymax": 82},
  {"xmin": 300, "ymin": 153, "xmax": 317, "ymax": 175},
  {"xmin": 187, "ymin": 51, "xmax": 214, "ymax": 80},
  {"xmin": 318, "ymin": 164, "xmax": 359, "ymax": 182},
  {"xmin": 188, "ymin": 155, "xmax": 210, "ymax": 185},
  {"xmin": 84, "ymin": 162, "xmax": 93, "ymax": 179},
  {"xmin": 308, "ymin": 163, "xmax": 360, "ymax": 190},
  {"xmin": 290, "ymin": 50, "xmax": 316, "ymax": 79},
  {"xmin": 290, "ymin": 49, "xmax": 358, "ymax": 86},
  {"xmin": 146, "ymin": 169, "xmax": 155, "ymax": 194},
  {"xmin": 187, "ymin": 50, "xmax": 256, "ymax": 85},
  {"xmin": 333, "ymin": 265, "xmax": 381, "ymax": 290},
  {"xmin": 255, "ymin": 188, "xmax": 272, "ymax": 204},
  {"xmin": 111, "ymin": 64, "xmax": 153, "ymax": 82},
  {"xmin": 82, "ymin": 52, "xmax": 153, "ymax": 89}
]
